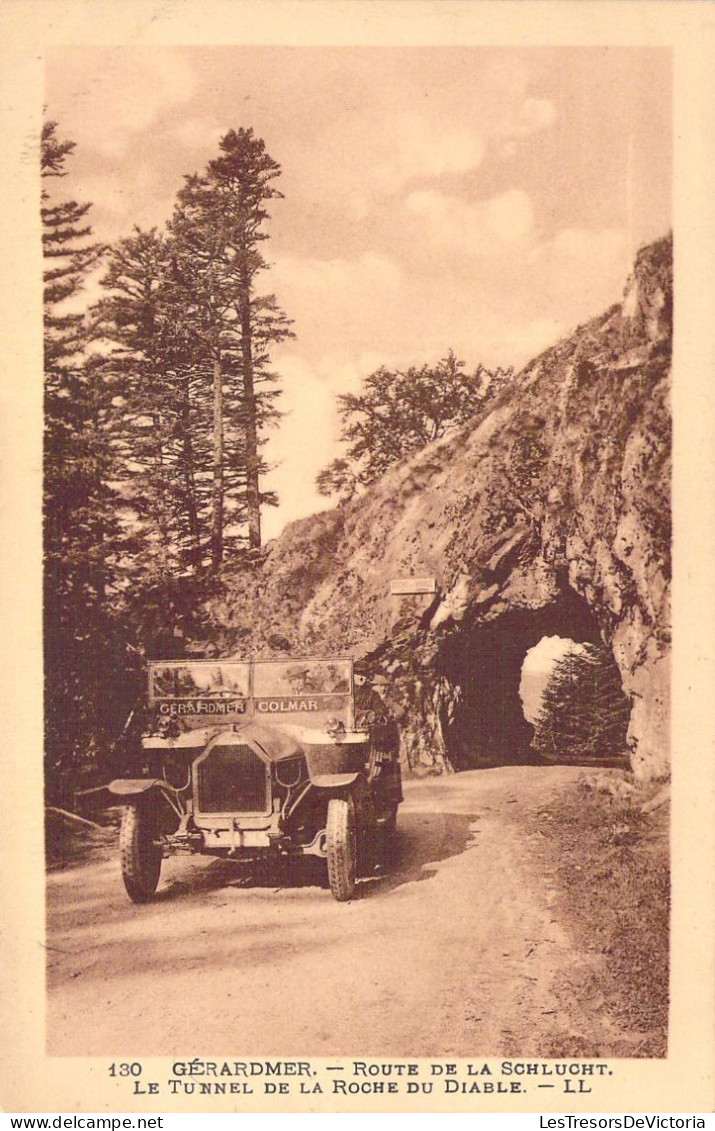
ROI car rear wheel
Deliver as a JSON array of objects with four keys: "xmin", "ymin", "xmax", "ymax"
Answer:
[
  {"xmin": 326, "ymin": 796, "xmax": 357, "ymax": 902},
  {"xmin": 120, "ymin": 802, "xmax": 162, "ymax": 903}
]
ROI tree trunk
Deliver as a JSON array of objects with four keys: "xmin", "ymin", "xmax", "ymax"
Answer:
[
  {"xmin": 180, "ymin": 374, "xmax": 202, "ymax": 573},
  {"xmin": 152, "ymin": 411, "xmax": 171, "ymax": 552},
  {"xmin": 211, "ymin": 348, "xmax": 224, "ymax": 571},
  {"xmin": 240, "ymin": 263, "xmax": 261, "ymax": 550}
]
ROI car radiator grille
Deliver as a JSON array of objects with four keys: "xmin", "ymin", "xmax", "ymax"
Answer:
[{"xmin": 196, "ymin": 744, "xmax": 268, "ymax": 813}]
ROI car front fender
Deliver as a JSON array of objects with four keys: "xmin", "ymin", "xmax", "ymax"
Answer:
[
  {"xmin": 309, "ymin": 772, "xmax": 361, "ymax": 790},
  {"xmin": 108, "ymin": 778, "xmax": 169, "ymax": 799}
]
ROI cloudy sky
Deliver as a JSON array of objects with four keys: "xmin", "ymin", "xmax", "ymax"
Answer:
[{"xmin": 46, "ymin": 46, "xmax": 671, "ymax": 540}]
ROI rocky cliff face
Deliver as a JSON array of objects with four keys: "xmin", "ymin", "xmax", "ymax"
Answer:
[{"xmin": 212, "ymin": 236, "xmax": 672, "ymax": 780}]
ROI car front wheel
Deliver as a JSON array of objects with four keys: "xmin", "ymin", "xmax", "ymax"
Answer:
[
  {"xmin": 120, "ymin": 802, "xmax": 163, "ymax": 903},
  {"xmin": 326, "ymin": 796, "xmax": 357, "ymax": 902}
]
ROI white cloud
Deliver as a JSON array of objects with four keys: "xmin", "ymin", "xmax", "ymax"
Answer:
[
  {"xmin": 272, "ymin": 252, "xmax": 402, "ymax": 295},
  {"xmin": 545, "ymin": 227, "xmax": 626, "ymax": 268},
  {"xmin": 269, "ymin": 252, "xmax": 404, "ymax": 356},
  {"xmin": 405, "ymin": 187, "xmax": 628, "ymax": 320},
  {"xmin": 365, "ymin": 86, "xmax": 555, "ymax": 198},
  {"xmin": 320, "ymin": 351, "xmax": 404, "ymax": 395},
  {"xmin": 295, "ymin": 108, "xmax": 487, "ymax": 217},
  {"xmin": 406, "ymin": 188, "xmax": 536, "ymax": 255},
  {"xmin": 530, "ymin": 226, "xmax": 630, "ymax": 312},
  {"xmin": 508, "ymin": 318, "xmax": 566, "ymax": 361},
  {"xmin": 494, "ymin": 97, "xmax": 558, "ymax": 159},
  {"xmin": 105, "ymin": 49, "xmax": 196, "ymax": 139},
  {"xmin": 262, "ymin": 344, "xmax": 417, "ymax": 540},
  {"xmin": 261, "ymin": 355, "xmax": 338, "ymax": 541},
  {"xmin": 167, "ymin": 117, "xmax": 229, "ymax": 153},
  {"xmin": 49, "ymin": 48, "xmax": 197, "ymax": 160},
  {"xmin": 375, "ymin": 115, "xmax": 485, "ymax": 191},
  {"xmin": 261, "ymin": 216, "xmax": 626, "ymax": 539},
  {"xmin": 485, "ymin": 190, "xmax": 536, "ymax": 243},
  {"xmin": 510, "ymin": 98, "xmax": 558, "ymax": 138},
  {"xmin": 73, "ymin": 163, "xmax": 177, "ymax": 245}
]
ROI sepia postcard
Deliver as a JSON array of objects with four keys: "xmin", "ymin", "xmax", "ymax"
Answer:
[{"xmin": 0, "ymin": 0, "xmax": 713, "ymax": 1117}]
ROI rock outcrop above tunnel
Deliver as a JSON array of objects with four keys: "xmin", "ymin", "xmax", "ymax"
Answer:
[{"xmin": 212, "ymin": 236, "xmax": 672, "ymax": 780}]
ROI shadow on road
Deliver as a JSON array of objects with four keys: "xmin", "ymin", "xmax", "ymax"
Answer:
[
  {"xmin": 361, "ymin": 809, "xmax": 477, "ymax": 899},
  {"xmin": 152, "ymin": 809, "xmax": 477, "ymax": 902},
  {"xmin": 156, "ymin": 853, "xmax": 327, "ymax": 900}
]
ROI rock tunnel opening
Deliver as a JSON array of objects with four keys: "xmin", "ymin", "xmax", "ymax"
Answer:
[{"xmin": 435, "ymin": 589, "xmax": 608, "ymax": 770}]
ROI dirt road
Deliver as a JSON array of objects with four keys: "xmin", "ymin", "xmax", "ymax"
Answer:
[{"xmin": 46, "ymin": 766, "xmax": 617, "ymax": 1058}]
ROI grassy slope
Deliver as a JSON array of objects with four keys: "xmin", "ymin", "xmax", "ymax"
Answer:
[{"xmin": 529, "ymin": 773, "xmax": 670, "ymax": 1057}]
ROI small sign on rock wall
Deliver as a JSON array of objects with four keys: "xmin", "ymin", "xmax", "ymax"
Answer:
[{"xmin": 390, "ymin": 577, "xmax": 437, "ymax": 596}]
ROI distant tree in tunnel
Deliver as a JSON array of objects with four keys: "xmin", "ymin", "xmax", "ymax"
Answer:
[{"xmin": 532, "ymin": 644, "xmax": 631, "ymax": 762}]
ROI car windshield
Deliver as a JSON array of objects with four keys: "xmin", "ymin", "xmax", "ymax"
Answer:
[
  {"xmin": 148, "ymin": 658, "xmax": 353, "ymax": 730},
  {"xmin": 252, "ymin": 659, "xmax": 351, "ymax": 697},
  {"xmin": 151, "ymin": 662, "xmax": 251, "ymax": 700}
]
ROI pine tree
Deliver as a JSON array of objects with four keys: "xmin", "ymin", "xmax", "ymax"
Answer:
[
  {"xmin": 43, "ymin": 121, "xmax": 127, "ymax": 788},
  {"xmin": 532, "ymin": 644, "xmax": 631, "ymax": 762},
  {"xmin": 92, "ymin": 227, "xmax": 205, "ymax": 576},
  {"xmin": 168, "ymin": 128, "xmax": 292, "ymax": 567}
]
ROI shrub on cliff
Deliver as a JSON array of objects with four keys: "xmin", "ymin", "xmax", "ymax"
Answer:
[{"xmin": 316, "ymin": 350, "xmax": 514, "ymax": 499}]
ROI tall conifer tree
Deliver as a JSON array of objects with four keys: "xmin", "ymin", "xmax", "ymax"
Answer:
[
  {"xmin": 42, "ymin": 120, "xmax": 120, "ymax": 783},
  {"xmin": 533, "ymin": 645, "xmax": 631, "ymax": 762},
  {"xmin": 93, "ymin": 227, "xmax": 205, "ymax": 576},
  {"xmin": 168, "ymin": 128, "xmax": 292, "ymax": 566}
]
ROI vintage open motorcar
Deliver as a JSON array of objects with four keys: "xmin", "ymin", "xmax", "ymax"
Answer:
[{"xmin": 109, "ymin": 657, "xmax": 402, "ymax": 903}]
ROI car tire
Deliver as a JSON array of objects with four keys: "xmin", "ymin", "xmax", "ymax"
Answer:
[
  {"xmin": 120, "ymin": 802, "xmax": 162, "ymax": 903},
  {"xmin": 326, "ymin": 796, "xmax": 357, "ymax": 902}
]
